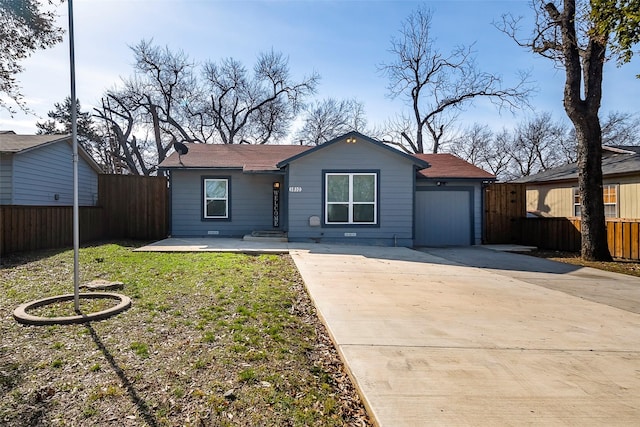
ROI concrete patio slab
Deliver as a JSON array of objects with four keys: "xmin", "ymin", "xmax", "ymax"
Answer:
[{"xmin": 135, "ymin": 237, "xmax": 291, "ymax": 254}]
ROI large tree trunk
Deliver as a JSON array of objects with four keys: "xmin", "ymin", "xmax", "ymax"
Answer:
[
  {"xmin": 574, "ymin": 117, "xmax": 612, "ymax": 260},
  {"xmin": 558, "ymin": 0, "xmax": 612, "ymax": 261}
]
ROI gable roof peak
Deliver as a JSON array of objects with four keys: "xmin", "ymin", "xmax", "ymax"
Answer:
[{"xmin": 276, "ymin": 132, "xmax": 430, "ymax": 168}]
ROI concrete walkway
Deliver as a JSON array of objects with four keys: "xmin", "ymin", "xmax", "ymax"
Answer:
[{"xmin": 139, "ymin": 239, "xmax": 640, "ymax": 425}]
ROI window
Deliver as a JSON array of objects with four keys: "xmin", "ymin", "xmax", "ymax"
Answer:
[
  {"xmin": 603, "ymin": 184, "xmax": 618, "ymax": 217},
  {"xmin": 573, "ymin": 185, "xmax": 618, "ymax": 218},
  {"xmin": 325, "ymin": 172, "xmax": 377, "ymax": 224},
  {"xmin": 203, "ymin": 178, "xmax": 229, "ymax": 219}
]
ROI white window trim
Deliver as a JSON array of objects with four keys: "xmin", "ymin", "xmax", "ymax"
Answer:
[
  {"xmin": 325, "ymin": 172, "xmax": 377, "ymax": 225},
  {"xmin": 573, "ymin": 184, "xmax": 618, "ymax": 218},
  {"xmin": 203, "ymin": 178, "xmax": 229, "ymax": 219}
]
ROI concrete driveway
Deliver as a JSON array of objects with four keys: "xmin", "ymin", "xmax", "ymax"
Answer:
[{"xmin": 289, "ymin": 245, "xmax": 640, "ymax": 426}]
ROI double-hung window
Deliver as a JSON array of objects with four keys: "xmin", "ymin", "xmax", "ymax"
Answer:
[
  {"xmin": 203, "ymin": 178, "xmax": 229, "ymax": 219},
  {"xmin": 573, "ymin": 184, "xmax": 618, "ymax": 218},
  {"xmin": 325, "ymin": 172, "xmax": 377, "ymax": 225}
]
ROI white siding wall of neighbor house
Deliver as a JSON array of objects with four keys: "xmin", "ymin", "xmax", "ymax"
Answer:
[
  {"xmin": 286, "ymin": 139, "xmax": 417, "ymax": 246},
  {"xmin": 12, "ymin": 141, "xmax": 98, "ymax": 206},
  {"xmin": 527, "ymin": 178, "xmax": 640, "ymax": 219},
  {"xmin": 170, "ymin": 170, "xmax": 282, "ymax": 237},
  {"xmin": 0, "ymin": 153, "xmax": 12, "ymax": 204},
  {"xmin": 415, "ymin": 181, "xmax": 483, "ymax": 246},
  {"xmin": 526, "ymin": 185, "xmax": 574, "ymax": 217}
]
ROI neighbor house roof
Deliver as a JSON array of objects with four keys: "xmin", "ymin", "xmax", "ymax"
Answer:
[
  {"xmin": 0, "ymin": 133, "xmax": 69, "ymax": 153},
  {"xmin": 0, "ymin": 132, "xmax": 103, "ymax": 173},
  {"xmin": 513, "ymin": 145, "xmax": 640, "ymax": 184},
  {"xmin": 414, "ymin": 153, "xmax": 496, "ymax": 180}
]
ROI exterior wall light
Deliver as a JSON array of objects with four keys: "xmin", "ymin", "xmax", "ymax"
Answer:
[
  {"xmin": 273, "ymin": 181, "xmax": 280, "ymax": 189},
  {"xmin": 346, "ymin": 136, "xmax": 357, "ymax": 144}
]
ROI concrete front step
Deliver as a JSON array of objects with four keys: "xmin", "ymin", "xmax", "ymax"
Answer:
[{"xmin": 243, "ymin": 231, "xmax": 288, "ymax": 242}]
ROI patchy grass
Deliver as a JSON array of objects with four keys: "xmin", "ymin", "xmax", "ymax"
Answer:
[
  {"xmin": 527, "ymin": 250, "xmax": 640, "ymax": 278},
  {"xmin": 0, "ymin": 242, "xmax": 370, "ymax": 426}
]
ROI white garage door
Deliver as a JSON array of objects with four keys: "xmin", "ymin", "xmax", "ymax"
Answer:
[{"xmin": 415, "ymin": 190, "xmax": 472, "ymax": 246}]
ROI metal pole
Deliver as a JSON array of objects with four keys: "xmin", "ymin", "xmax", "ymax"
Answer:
[{"xmin": 68, "ymin": 0, "xmax": 80, "ymax": 313}]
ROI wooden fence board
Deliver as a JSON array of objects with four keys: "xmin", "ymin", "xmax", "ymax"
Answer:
[
  {"xmin": 631, "ymin": 222, "xmax": 639, "ymax": 260},
  {"xmin": 520, "ymin": 217, "xmax": 640, "ymax": 261},
  {"xmin": 484, "ymin": 183, "xmax": 526, "ymax": 244},
  {"xmin": 2, "ymin": 174, "xmax": 168, "ymax": 257},
  {"xmin": 98, "ymin": 175, "xmax": 168, "ymax": 240}
]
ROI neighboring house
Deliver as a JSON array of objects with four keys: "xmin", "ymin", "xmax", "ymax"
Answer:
[
  {"xmin": 514, "ymin": 146, "xmax": 640, "ymax": 219},
  {"xmin": 0, "ymin": 132, "xmax": 101, "ymax": 206},
  {"xmin": 159, "ymin": 132, "xmax": 495, "ymax": 247}
]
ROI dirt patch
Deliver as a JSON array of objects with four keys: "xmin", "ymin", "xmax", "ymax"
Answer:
[{"xmin": 527, "ymin": 250, "xmax": 640, "ymax": 278}]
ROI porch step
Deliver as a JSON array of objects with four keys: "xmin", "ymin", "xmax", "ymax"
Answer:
[{"xmin": 243, "ymin": 231, "xmax": 288, "ymax": 243}]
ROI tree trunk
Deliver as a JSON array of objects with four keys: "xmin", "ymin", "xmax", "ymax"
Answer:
[
  {"xmin": 574, "ymin": 117, "xmax": 612, "ymax": 261},
  {"xmin": 558, "ymin": 0, "xmax": 612, "ymax": 261}
]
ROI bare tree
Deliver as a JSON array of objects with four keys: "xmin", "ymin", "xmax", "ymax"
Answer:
[
  {"xmin": 498, "ymin": 0, "xmax": 640, "ymax": 260},
  {"xmin": 94, "ymin": 93, "xmax": 154, "ymax": 175},
  {"xmin": 379, "ymin": 5, "xmax": 531, "ymax": 154},
  {"xmin": 201, "ymin": 50, "xmax": 319, "ymax": 144},
  {"xmin": 601, "ymin": 111, "xmax": 640, "ymax": 146},
  {"xmin": 449, "ymin": 123, "xmax": 493, "ymax": 165},
  {"xmin": 0, "ymin": 0, "xmax": 63, "ymax": 114},
  {"xmin": 35, "ymin": 97, "xmax": 118, "ymax": 172},
  {"xmin": 506, "ymin": 112, "xmax": 570, "ymax": 177},
  {"xmin": 295, "ymin": 98, "xmax": 367, "ymax": 145},
  {"xmin": 94, "ymin": 41, "xmax": 319, "ymax": 174}
]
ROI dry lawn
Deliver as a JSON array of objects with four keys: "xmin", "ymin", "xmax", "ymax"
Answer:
[{"xmin": 0, "ymin": 242, "xmax": 371, "ymax": 426}]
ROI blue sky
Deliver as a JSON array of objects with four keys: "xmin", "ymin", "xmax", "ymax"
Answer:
[{"xmin": 3, "ymin": 0, "xmax": 639, "ymax": 139}]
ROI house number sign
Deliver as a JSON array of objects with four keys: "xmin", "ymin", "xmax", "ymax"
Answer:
[{"xmin": 289, "ymin": 186, "xmax": 302, "ymax": 192}]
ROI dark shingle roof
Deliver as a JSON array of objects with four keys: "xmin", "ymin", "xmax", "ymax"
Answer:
[
  {"xmin": 160, "ymin": 143, "xmax": 494, "ymax": 180},
  {"xmin": 513, "ymin": 146, "xmax": 640, "ymax": 183},
  {"xmin": 414, "ymin": 153, "xmax": 495, "ymax": 179},
  {"xmin": 159, "ymin": 144, "xmax": 311, "ymax": 171}
]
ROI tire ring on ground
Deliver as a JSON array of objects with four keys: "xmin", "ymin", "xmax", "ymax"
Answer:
[{"xmin": 13, "ymin": 293, "xmax": 132, "ymax": 326}]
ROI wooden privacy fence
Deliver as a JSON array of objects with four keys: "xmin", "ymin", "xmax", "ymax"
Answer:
[
  {"xmin": 0, "ymin": 175, "xmax": 168, "ymax": 257},
  {"xmin": 484, "ymin": 183, "xmax": 640, "ymax": 260},
  {"xmin": 0, "ymin": 206, "xmax": 103, "ymax": 256},
  {"xmin": 99, "ymin": 175, "xmax": 168, "ymax": 240},
  {"xmin": 521, "ymin": 217, "xmax": 640, "ymax": 261},
  {"xmin": 484, "ymin": 183, "xmax": 526, "ymax": 244}
]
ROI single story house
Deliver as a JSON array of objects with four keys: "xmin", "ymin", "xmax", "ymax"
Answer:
[
  {"xmin": 158, "ymin": 132, "xmax": 495, "ymax": 247},
  {"xmin": 514, "ymin": 145, "xmax": 640, "ymax": 219},
  {"xmin": 0, "ymin": 132, "xmax": 101, "ymax": 206}
]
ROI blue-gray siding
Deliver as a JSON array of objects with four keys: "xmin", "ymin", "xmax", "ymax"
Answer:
[
  {"xmin": 286, "ymin": 139, "xmax": 417, "ymax": 246},
  {"xmin": 10, "ymin": 141, "xmax": 98, "ymax": 206},
  {"xmin": 170, "ymin": 170, "xmax": 282, "ymax": 237},
  {"xmin": 0, "ymin": 154, "xmax": 12, "ymax": 204}
]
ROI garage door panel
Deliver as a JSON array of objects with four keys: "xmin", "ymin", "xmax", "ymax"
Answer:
[{"xmin": 415, "ymin": 190, "xmax": 471, "ymax": 246}]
